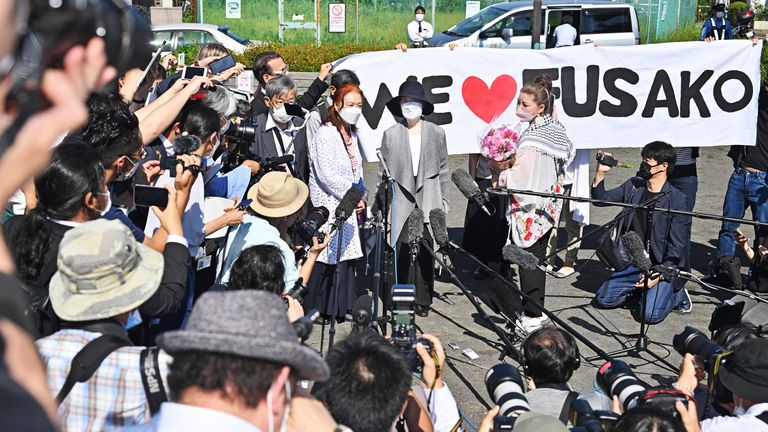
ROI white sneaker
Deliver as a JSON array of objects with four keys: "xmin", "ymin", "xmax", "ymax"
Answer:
[
  {"xmin": 515, "ymin": 315, "xmax": 543, "ymax": 333},
  {"xmin": 555, "ymin": 266, "xmax": 575, "ymax": 278}
]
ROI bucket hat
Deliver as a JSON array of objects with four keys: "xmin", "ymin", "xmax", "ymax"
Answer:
[
  {"xmin": 158, "ymin": 290, "xmax": 330, "ymax": 381},
  {"xmin": 386, "ymin": 80, "xmax": 434, "ymax": 118},
  {"xmin": 49, "ymin": 219, "xmax": 164, "ymax": 321},
  {"xmin": 247, "ymin": 171, "xmax": 309, "ymax": 218},
  {"xmin": 719, "ymin": 338, "xmax": 768, "ymax": 403}
]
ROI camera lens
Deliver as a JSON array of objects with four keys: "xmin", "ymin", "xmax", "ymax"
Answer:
[
  {"xmin": 485, "ymin": 364, "xmax": 530, "ymax": 418},
  {"xmin": 225, "ymin": 122, "xmax": 257, "ymax": 142},
  {"xmin": 296, "ymin": 206, "xmax": 329, "ymax": 247},
  {"xmin": 673, "ymin": 326, "xmax": 725, "ymax": 367},
  {"xmin": 596, "ymin": 360, "xmax": 647, "ymax": 412}
]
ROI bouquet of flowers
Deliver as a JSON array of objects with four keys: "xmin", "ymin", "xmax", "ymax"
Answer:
[{"xmin": 480, "ymin": 123, "xmax": 521, "ymax": 172}]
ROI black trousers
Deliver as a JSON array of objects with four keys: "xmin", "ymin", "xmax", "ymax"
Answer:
[
  {"xmin": 516, "ymin": 229, "xmax": 552, "ymax": 318},
  {"xmin": 385, "ymin": 224, "xmax": 435, "ymax": 308}
]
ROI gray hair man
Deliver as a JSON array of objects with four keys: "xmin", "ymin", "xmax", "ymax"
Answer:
[{"xmin": 247, "ymin": 74, "xmax": 311, "ymax": 182}]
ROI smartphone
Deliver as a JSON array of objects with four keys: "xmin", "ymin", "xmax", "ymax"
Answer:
[
  {"xmin": 181, "ymin": 66, "xmax": 208, "ymax": 80},
  {"xmin": 134, "ymin": 185, "xmax": 169, "ymax": 208},
  {"xmin": 237, "ymin": 198, "xmax": 253, "ymax": 211},
  {"xmin": 285, "ymin": 103, "xmax": 305, "ymax": 119},
  {"xmin": 160, "ymin": 156, "xmax": 183, "ymax": 177},
  {"xmin": 177, "ymin": 52, "xmax": 186, "ymax": 67},
  {"xmin": 208, "ymin": 55, "xmax": 236, "ymax": 75}
]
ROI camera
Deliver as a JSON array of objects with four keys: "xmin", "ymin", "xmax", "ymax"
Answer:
[
  {"xmin": 295, "ymin": 206, "xmax": 329, "ymax": 248},
  {"xmin": 597, "ymin": 359, "xmax": 693, "ymax": 421},
  {"xmin": 224, "ymin": 119, "xmax": 257, "ymax": 144},
  {"xmin": 1, "ymin": 0, "xmax": 154, "ymax": 150},
  {"xmin": 484, "ymin": 364, "xmax": 530, "ymax": 430},
  {"xmin": 285, "ymin": 277, "xmax": 310, "ymax": 302},
  {"xmin": 570, "ymin": 399, "xmax": 619, "ymax": 432},
  {"xmin": 596, "ymin": 152, "xmax": 619, "ymax": 168},
  {"xmin": 673, "ymin": 326, "xmax": 728, "ymax": 372},
  {"xmin": 389, "ymin": 284, "xmax": 433, "ymax": 372}
]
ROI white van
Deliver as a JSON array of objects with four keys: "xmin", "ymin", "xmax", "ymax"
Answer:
[{"xmin": 430, "ymin": 1, "xmax": 641, "ymax": 49}]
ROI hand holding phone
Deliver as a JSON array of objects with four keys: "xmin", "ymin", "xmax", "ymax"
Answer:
[
  {"xmin": 134, "ymin": 185, "xmax": 169, "ymax": 208},
  {"xmin": 238, "ymin": 198, "xmax": 253, "ymax": 211},
  {"xmin": 181, "ymin": 66, "xmax": 208, "ymax": 80}
]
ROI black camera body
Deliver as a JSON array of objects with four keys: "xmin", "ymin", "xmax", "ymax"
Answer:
[
  {"xmin": 389, "ymin": 284, "xmax": 432, "ymax": 372},
  {"xmin": 570, "ymin": 398, "xmax": 620, "ymax": 432},
  {"xmin": 596, "ymin": 153, "xmax": 619, "ymax": 168},
  {"xmin": 296, "ymin": 206, "xmax": 329, "ymax": 248}
]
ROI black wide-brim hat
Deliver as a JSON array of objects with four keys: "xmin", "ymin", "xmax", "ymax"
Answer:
[
  {"xmin": 719, "ymin": 338, "xmax": 768, "ymax": 403},
  {"xmin": 386, "ymin": 80, "xmax": 435, "ymax": 118}
]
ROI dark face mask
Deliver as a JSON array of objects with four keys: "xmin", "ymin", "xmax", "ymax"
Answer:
[{"xmin": 637, "ymin": 161, "xmax": 663, "ymax": 180}]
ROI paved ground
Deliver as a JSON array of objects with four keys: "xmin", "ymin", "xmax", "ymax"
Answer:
[{"xmin": 305, "ymin": 145, "xmax": 738, "ymax": 427}]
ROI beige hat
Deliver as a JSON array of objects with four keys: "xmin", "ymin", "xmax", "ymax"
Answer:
[
  {"xmin": 49, "ymin": 219, "xmax": 164, "ymax": 321},
  {"xmin": 247, "ymin": 171, "xmax": 308, "ymax": 217}
]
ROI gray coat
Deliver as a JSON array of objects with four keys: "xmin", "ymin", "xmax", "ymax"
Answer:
[{"xmin": 379, "ymin": 120, "xmax": 449, "ymax": 247}]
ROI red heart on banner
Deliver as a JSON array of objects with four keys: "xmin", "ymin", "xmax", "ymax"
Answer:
[{"xmin": 461, "ymin": 75, "xmax": 518, "ymax": 124}]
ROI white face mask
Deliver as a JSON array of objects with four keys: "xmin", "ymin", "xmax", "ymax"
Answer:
[
  {"xmin": 271, "ymin": 104, "xmax": 293, "ymax": 124},
  {"xmin": 339, "ymin": 107, "xmax": 362, "ymax": 125},
  {"xmin": 516, "ymin": 106, "xmax": 536, "ymax": 123},
  {"xmin": 415, "ymin": 13, "xmax": 425, "ymax": 22},
  {"xmin": 209, "ymin": 135, "xmax": 221, "ymax": 158},
  {"xmin": 115, "ymin": 156, "xmax": 140, "ymax": 182},
  {"xmin": 266, "ymin": 379, "xmax": 291, "ymax": 432},
  {"xmin": 96, "ymin": 192, "xmax": 112, "ymax": 216},
  {"xmin": 401, "ymin": 101, "xmax": 423, "ymax": 120}
]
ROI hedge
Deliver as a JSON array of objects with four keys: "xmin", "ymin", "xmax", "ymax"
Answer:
[{"xmin": 175, "ymin": 37, "xmax": 768, "ymax": 83}]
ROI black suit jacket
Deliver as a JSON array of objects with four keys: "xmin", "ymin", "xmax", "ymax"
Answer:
[
  {"xmin": 247, "ymin": 112, "xmax": 310, "ymax": 183},
  {"xmin": 138, "ymin": 241, "xmax": 189, "ymax": 318},
  {"xmin": 249, "ymin": 77, "xmax": 329, "ymax": 116}
]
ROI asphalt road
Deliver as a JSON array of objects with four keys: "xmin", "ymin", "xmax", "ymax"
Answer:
[{"xmin": 305, "ymin": 145, "xmax": 738, "ymax": 428}]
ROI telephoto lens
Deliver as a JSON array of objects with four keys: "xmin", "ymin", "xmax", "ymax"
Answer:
[
  {"xmin": 673, "ymin": 326, "xmax": 726, "ymax": 370},
  {"xmin": 596, "ymin": 360, "xmax": 648, "ymax": 413},
  {"xmin": 484, "ymin": 364, "xmax": 530, "ymax": 419},
  {"xmin": 296, "ymin": 206, "xmax": 329, "ymax": 247}
]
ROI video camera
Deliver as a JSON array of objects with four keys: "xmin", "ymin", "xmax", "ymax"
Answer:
[
  {"xmin": 389, "ymin": 284, "xmax": 433, "ymax": 373},
  {"xmin": 1, "ymin": 0, "xmax": 153, "ymax": 150}
]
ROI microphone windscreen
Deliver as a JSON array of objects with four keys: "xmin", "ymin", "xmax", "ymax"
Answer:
[
  {"xmin": 406, "ymin": 208, "xmax": 425, "ymax": 244},
  {"xmin": 451, "ymin": 168, "xmax": 481, "ymax": 200},
  {"xmin": 352, "ymin": 294, "xmax": 372, "ymax": 326},
  {"xmin": 429, "ymin": 208, "xmax": 450, "ymax": 248},
  {"xmin": 621, "ymin": 231, "xmax": 652, "ymax": 272},
  {"xmin": 370, "ymin": 181, "xmax": 388, "ymax": 216},
  {"xmin": 502, "ymin": 244, "xmax": 540, "ymax": 270},
  {"xmin": 335, "ymin": 186, "xmax": 364, "ymax": 221}
]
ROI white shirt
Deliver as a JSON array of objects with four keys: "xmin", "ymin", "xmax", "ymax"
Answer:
[
  {"xmin": 265, "ymin": 113, "xmax": 296, "ymax": 158},
  {"xmin": 701, "ymin": 403, "xmax": 768, "ymax": 432},
  {"xmin": 145, "ymin": 170, "xmax": 206, "ymax": 257},
  {"xmin": 119, "ymin": 402, "xmax": 261, "ymax": 432},
  {"xmin": 408, "ymin": 123, "xmax": 422, "ymax": 176},
  {"xmin": 553, "ymin": 23, "xmax": 577, "ymax": 47},
  {"xmin": 159, "ymin": 133, "xmax": 174, "ymax": 156},
  {"xmin": 407, "ymin": 19, "xmax": 434, "ymax": 43}
]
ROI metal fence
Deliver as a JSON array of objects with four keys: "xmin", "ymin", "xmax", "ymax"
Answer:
[{"xmin": 194, "ymin": 0, "xmax": 696, "ymax": 46}]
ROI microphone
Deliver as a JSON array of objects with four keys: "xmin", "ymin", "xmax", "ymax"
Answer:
[
  {"xmin": 406, "ymin": 208, "xmax": 425, "ymax": 251},
  {"xmin": 502, "ymin": 244, "xmax": 560, "ymax": 277},
  {"xmin": 376, "ymin": 149, "xmax": 393, "ymax": 179},
  {"xmin": 429, "ymin": 208, "xmax": 451, "ymax": 250},
  {"xmin": 502, "ymin": 244, "xmax": 540, "ymax": 271},
  {"xmin": 621, "ymin": 232, "xmax": 652, "ymax": 273},
  {"xmin": 332, "ymin": 186, "xmax": 364, "ymax": 231},
  {"xmin": 451, "ymin": 168, "xmax": 495, "ymax": 216},
  {"xmin": 292, "ymin": 309, "xmax": 319, "ymax": 342},
  {"xmin": 652, "ymin": 265, "xmax": 688, "ymax": 279},
  {"xmin": 370, "ymin": 180, "xmax": 388, "ymax": 217},
  {"xmin": 351, "ymin": 294, "xmax": 373, "ymax": 332}
]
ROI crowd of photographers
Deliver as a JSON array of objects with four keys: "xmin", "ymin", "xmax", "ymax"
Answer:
[{"xmin": 2, "ymin": 2, "xmax": 768, "ymax": 432}]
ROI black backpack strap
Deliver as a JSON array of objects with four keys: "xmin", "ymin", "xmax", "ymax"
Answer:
[
  {"xmin": 140, "ymin": 347, "xmax": 168, "ymax": 415},
  {"xmin": 559, "ymin": 391, "xmax": 579, "ymax": 425},
  {"xmin": 56, "ymin": 335, "xmax": 132, "ymax": 403}
]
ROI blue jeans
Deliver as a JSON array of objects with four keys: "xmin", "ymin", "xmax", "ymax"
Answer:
[
  {"xmin": 595, "ymin": 266, "xmax": 685, "ymax": 324},
  {"xmin": 716, "ymin": 168, "xmax": 768, "ymax": 258},
  {"xmin": 668, "ymin": 174, "xmax": 697, "ymax": 272}
]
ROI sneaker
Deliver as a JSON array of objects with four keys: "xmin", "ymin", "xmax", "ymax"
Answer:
[
  {"xmin": 673, "ymin": 289, "xmax": 692, "ymax": 314},
  {"xmin": 515, "ymin": 315, "xmax": 543, "ymax": 333},
  {"xmin": 555, "ymin": 266, "xmax": 575, "ymax": 278}
]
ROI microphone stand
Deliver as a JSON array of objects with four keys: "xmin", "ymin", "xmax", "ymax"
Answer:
[
  {"xmin": 421, "ymin": 240, "xmax": 525, "ymax": 364},
  {"xmin": 327, "ymin": 218, "xmax": 346, "ymax": 352},
  {"xmin": 443, "ymin": 240, "xmax": 612, "ymax": 362}
]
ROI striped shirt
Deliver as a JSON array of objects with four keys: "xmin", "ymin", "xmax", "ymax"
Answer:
[
  {"xmin": 37, "ymin": 329, "xmax": 170, "ymax": 432},
  {"xmin": 675, "ymin": 147, "xmax": 697, "ymax": 166}
]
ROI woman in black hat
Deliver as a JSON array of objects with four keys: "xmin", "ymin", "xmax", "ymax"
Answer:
[{"xmin": 378, "ymin": 80, "xmax": 449, "ymax": 316}]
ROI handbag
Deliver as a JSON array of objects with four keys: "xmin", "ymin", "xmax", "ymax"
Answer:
[
  {"xmin": 596, "ymin": 217, "xmax": 633, "ymax": 272},
  {"xmin": 596, "ymin": 187, "xmax": 637, "ymax": 272}
]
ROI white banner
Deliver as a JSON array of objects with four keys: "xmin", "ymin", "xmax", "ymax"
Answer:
[{"xmin": 332, "ymin": 41, "xmax": 761, "ymax": 160}]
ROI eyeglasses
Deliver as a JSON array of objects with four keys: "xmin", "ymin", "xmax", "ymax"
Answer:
[
  {"xmin": 125, "ymin": 148, "xmax": 147, "ymax": 162},
  {"xmin": 272, "ymin": 64, "xmax": 289, "ymax": 76}
]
